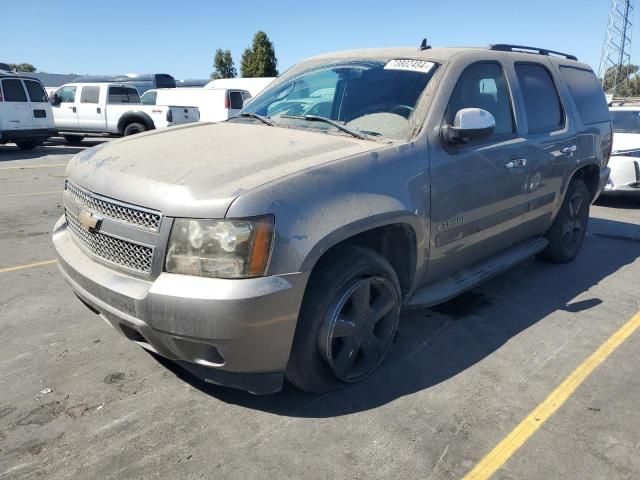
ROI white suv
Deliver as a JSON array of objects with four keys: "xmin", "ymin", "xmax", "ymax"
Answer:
[{"xmin": 0, "ymin": 71, "xmax": 56, "ymax": 150}]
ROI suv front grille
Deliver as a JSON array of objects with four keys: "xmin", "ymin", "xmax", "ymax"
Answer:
[
  {"xmin": 65, "ymin": 210, "xmax": 154, "ymax": 274},
  {"xmin": 65, "ymin": 181, "xmax": 161, "ymax": 231}
]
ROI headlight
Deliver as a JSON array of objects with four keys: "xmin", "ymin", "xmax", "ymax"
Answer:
[{"xmin": 165, "ymin": 216, "xmax": 274, "ymax": 278}]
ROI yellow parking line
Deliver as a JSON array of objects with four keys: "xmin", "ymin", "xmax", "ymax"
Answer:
[
  {"xmin": 0, "ymin": 163, "xmax": 66, "ymax": 170},
  {"xmin": 0, "ymin": 190, "xmax": 60, "ymax": 198},
  {"xmin": 463, "ymin": 311, "xmax": 640, "ymax": 480},
  {"xmin": 0, "ymin": 260, "xmax": 57, "ymax": 273}
]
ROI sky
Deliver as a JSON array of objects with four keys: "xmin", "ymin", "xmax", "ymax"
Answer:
[{"xmin": 2, "ymin": 0, "xmax": 636, "ymax": 79}]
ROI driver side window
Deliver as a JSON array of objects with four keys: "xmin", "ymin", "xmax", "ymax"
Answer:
[{"xmin": 446, "ymin": 62, "xmax": 514, "ymax": 137}]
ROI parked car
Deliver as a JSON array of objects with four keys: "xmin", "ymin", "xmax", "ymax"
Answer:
[
  {"xmin": 0, "ymin": 70, "xmax": 56, "ymax": 150},
  {"xmin": 141, "ymin": 87, "xmax": 250, "ymax": 122},
  {"xmin": 72, "ymin": 73, "xmax": 176, "ymax": 94},
  {"xmin": 50, "ymin": 82, "xmax": 199, "ymax": 144},
  {"xmin": 53, "ymin": 44, "xmax": 611, "ymax": 394},
  {"xmin": 604, "ymin": 105, "xmax": 640, "ymax": 195},
  {"xmin": 205, "ymin": 77, "xmax": 276, "ymax": 98}
]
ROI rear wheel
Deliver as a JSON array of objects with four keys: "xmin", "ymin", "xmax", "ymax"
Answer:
[
  {"xmin": 286, "ymin": 245, "xmax": 401, "ymax": 393},
  {"xmin": 63, "ymin": 134, "xmax": 84, "ymax": 145},
  {"xmin": 15, "ymin": 140, "xmax": 41, "ymax": 151},
  {"xmin": 538, "ymin": 179, "xmax": 590, "ymax": 263},
  {"xmin": 123, "ymin": 122, "xmax": 147, "ymax": 136}
]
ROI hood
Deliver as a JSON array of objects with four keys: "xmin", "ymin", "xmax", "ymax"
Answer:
[
  {"xmin": 612, "ymin": 132, "xmax": 640, "ymax": 153},
  {"xmin": 66, "ymin": 122, "xmax": 382, "ymax": 218}
]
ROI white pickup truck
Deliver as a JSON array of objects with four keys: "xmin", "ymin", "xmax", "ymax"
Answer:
[{"xmin": 51, "ymin": 82, "xmax": 199, "ymax": 144}]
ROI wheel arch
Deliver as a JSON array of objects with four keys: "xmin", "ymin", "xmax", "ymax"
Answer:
[{"xmin": 117, "ymin": 111, "xmax": 155, "ymax": 135}]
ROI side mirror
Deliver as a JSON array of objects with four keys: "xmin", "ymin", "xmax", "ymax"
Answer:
[
  {"xmin": 444, "ymin": 108, "xmax": 495, "ymax": 144},
  {"xmin": 50, "ymin": 93, "xmax": 61, "ymax": 106}
]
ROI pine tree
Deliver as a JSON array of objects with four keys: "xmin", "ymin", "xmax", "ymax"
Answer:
[
  {"xmin": 240, "ymin": 31, "xmax": 278, "ymax": 78},
  {"xmin": 211, "ymin": 49, "xmax": 236, "ymax": 80}
]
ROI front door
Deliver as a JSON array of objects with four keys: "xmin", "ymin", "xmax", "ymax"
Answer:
[
  {"xmin": 52, "ymin": 86, "xmax": 79, "ymax": 130},
  {"xmin": 76, "ymin": 86, "xmax": 106, "ymax": 131},
  {"xmin": 424, "ymin": 61, "xmax": 529, "ymax": 283}
]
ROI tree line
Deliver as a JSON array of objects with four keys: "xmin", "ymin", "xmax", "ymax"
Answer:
[
  {"xmin": 211, "ymin": 31, "xmax": 278, "ymax": 79},
  {"xmin": 602, "ymin": 64, "xmax": 640, "ymax": 97}
]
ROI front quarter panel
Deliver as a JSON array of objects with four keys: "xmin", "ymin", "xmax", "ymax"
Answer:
[{"xmin": 225, "ymin": 135, "xmax": 430, "ymax": 289}]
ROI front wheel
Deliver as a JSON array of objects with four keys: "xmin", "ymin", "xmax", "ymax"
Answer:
[
  {"xmin": 123, "ymin": 122, "xmax": 147, "ymax": 136},
  {"xmin": 286, "ymin": 245, "xmax": 401, "ymax": 393},
  {"xmin": 538, "ymin": 178, "xmax": 590, "ymax": 263}
]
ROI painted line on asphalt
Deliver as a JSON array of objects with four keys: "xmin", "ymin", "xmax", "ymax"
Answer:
[
  {"xmin": 0, "ymin": 163, "xmax": 67, "ymax": 170},
  {"xmin": 463, "ymin": 311, "xmax": 640, "ymax": 480},
  {"xmin": 0, "ymin": 260, "xmax": 57, "ymax": 273},
  {"xmin": 0, "ymin": 190, "xmax": 60, "ymax": 198}
]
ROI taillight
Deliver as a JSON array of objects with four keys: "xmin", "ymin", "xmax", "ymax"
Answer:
[
  {"xmin": 166, "ymin": 110, "xmax": 173, "ymax": 122},
  {"xmin": 224, "ymin": 94, "xmax": 230, "ymax": 109}
]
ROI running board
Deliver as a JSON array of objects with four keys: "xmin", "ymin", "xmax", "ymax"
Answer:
[{"xmin": 406, "ymin": 237, "xmax": 548, "ymax": 309}]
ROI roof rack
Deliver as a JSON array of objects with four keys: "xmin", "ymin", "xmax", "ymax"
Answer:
[{"xmin": 489, "ymin": 44, "xmax": 578, "ymax": 61}]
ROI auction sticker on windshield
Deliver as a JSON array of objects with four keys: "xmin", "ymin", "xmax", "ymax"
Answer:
[{"xmin": 384, "ymin": 59, "xmax": 435, "ymax": 74}]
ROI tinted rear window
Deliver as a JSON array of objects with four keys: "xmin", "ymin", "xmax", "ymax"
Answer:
[
  {"xmin": 559, "ymin": 66, "xmax": 609, "ymax": 125},
  {"xmin": 108, "ymin": 86, "xmax": 140, "ymax": 104},
  {"xmin": 516, "ymin": 63, "xmax": 564, "ymax": 132},
  {"xmin": 80, "ymin": 86, "xmax": 100, "ymax": 103},
  {"xmin": 229, "ymin": 91, "xmax": 244, "ymax": 109},
  {"xmin": 24, "ymin": 80, "xmax": 48, "ymax": 102},
  {"xmin": 2, "ymin": 79, "xmax": 27, "ymax": 102}
]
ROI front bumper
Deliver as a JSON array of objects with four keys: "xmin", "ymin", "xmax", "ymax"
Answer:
[{"xmin": 52, "ymin": 215, "xmax": 309, "ymax": 394}]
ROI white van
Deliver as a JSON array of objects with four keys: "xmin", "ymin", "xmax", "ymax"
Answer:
[
  {"xmin": 141, "ymin": 87, "xmax": 250, "ymax": 122},
  {"xmin": 0, "ymin": 72, "xmax": 56, "ymax": 150},
  {"xmin": 204, "ymin": 77, "xmax": 276, "ymax": 98}
]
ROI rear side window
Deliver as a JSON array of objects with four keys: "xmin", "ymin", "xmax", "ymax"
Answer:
[
  {"xmin": 80, "ymin": 86, "xmax": 100, "ymax": 104},
  {"xmin": 559, "ymin": 66, "xmax": 609, "ymax": 125},
  {"xmin": 229, "ymin": 91, "xmax": 244, "ymax": 109},
  {"xmin": 108, "ymin": 86, "xmax": 141, "ymax": 104},
  {"xmin": 141, "ymin": 91, "xmax": 157, "ymax": 105},
  {"xmin": 1, "ymin": 79, "xmax": 28, "ymax": 102},
  {"xmin": 56, "ymin": 86, "xmax": 77, "ymax": 103},
  {"xmin": 24, "ymin": 80, "xmax": 48, "ymax": 102},
  {"xmin": 446, "ymin": 62, "xmax": 515, "ymax": 137},
  {"xmin": 515, "ymin": 63, "xmax": 564, "ymax": 132}
]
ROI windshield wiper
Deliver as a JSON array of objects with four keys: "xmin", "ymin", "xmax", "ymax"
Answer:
[
  {"xmin": 238, "ymin": 112, "xmax": 275, "ymax": 126},
  {"xmin": 280, "ymin": 115, "xmax": 368, "ymax": 140}
]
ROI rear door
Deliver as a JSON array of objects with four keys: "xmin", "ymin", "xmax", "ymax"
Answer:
[
  {"xmin": 512, "ymin": 62, "xmax": 577, "ymax": 241},
  {"xmin": 227, "ymin": 90, "xmax": 245, "ymax": 118},
  {"xmin": 23, "ymin": 79, "xmax": 52, "ymax": 129},
  {"xmin": 0, "ymin": 78, "xmax": 33, "ymax": 130},
  {"xmin": 52, "ymin": 86, "xmax": 79, "ymax": 129},
  {"xmin": 426, "ymin": 61, "xmax": 530, "ymax": 282},
  {"xmin": 76, "ymin": 85, "xmax": 106, "ymax": 131}
]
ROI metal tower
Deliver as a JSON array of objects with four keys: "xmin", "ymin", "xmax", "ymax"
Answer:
[{"xmin": 599, "ymin": 0, "xmax": 635, "ymax": 96}]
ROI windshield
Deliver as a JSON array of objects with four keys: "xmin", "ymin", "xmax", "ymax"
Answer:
[
  {"xmin": 238, "ymin": 59, "xmax": 437, "ymax": 139},
  {"xmin": 611, "ymin": 110, "xmax": 640, "ymax": 134}
]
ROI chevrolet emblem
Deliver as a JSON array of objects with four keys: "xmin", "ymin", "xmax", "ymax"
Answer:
[{"xmin": 78, "ymin": 209, "xmax": 103, "ymax": 232}]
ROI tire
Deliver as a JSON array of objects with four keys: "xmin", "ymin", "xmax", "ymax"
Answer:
[
  {"xmin": 286, "ymin": 244, "xmax": 402, "ymax": 393},
  {"xmin": 15, "ymin": 140, "xmax": 40, "ymax": 151},
  {"xmin": 123, "ymin": 122, "xmax": 147, "ymax": 136},
  {"xmin": 538, "ymin": 178, "xmax": 590, "ymax": 263},
  {"xmin": 63, "ymin": 135, "xmax": 84, "ymax": 145}
]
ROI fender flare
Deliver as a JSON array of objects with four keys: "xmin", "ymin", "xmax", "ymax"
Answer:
[{"xmin": 117, "ymin": 111, "xmax": 155, "ymax": 134}]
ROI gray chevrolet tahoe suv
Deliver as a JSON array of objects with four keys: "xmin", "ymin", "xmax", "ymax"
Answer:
[{"xmin": 53, "ymin": 44, "xmax": 611, "ymax": 394}]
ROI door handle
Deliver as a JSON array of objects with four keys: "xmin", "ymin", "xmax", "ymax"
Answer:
[
  {"xmin": 506, "ymin": 158, "xmax": 527, "ymax": 169},
  {"xmin": 562, "ymin": 145, "xmax": 577, "ymax": 154},
  {"xmin": 70, "ymin": 106, "xmax": 77, "ymax": 113},
  {"xmin": 97, "ymin": 107, "xmax": 101, "ymax": 114}
]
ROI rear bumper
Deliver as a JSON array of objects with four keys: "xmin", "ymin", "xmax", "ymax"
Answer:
[
  {"xmin": 52, "ymin": 215, "xmax": 310, "ymax": 394},
  {"xmin": 0, "ymin": 128, "xmax": 57, "ymax": 142},
  {"xmin": 602, "ymin": 157, "xmax": 640, "ymax": 195},
  {"xmin": 593, "ymin": 166, "xmax": 612, "ymax": 201}
]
